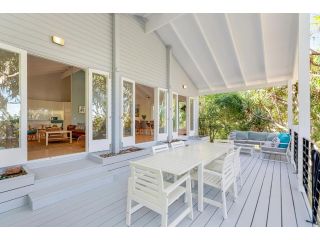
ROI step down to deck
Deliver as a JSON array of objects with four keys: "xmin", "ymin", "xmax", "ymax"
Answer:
[{"xmin": 28, "ymin": 170, "xmax": 113, "ymax": 210}]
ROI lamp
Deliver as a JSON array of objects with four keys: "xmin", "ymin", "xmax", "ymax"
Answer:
[{"xmin": 51, "ymin": 36, "xmax": 65, "ymax": 46}]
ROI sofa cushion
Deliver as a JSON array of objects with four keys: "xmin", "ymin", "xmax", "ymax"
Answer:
[
  {"xmin": 235, "ymin": 131, "xmax": 248, "ymax": 140},
  {"xmin": 278, "ymin": 133, "xmax": 290, "ymax": 148},
  {"xmin": 267, "ymin": 133, "xmax": 278, "ymax": 141},
  {"xmin": 248, "ymin": 131, "xmax": 267, "ymax": 141}
]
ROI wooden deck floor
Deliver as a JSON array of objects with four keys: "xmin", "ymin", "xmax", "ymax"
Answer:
[{"xmin": 0, "ymin": 153, "xmax": 312, "ymax": 227}]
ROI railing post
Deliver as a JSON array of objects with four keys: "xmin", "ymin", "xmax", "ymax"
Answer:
[{"xmin": 298, "ymin": 13, "xmax": 311, "ymax": 192}]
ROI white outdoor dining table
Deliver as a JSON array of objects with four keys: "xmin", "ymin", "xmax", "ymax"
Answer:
[{"xmin": 133, "ymin": 142, "xmax": 233, "ymax": 212}]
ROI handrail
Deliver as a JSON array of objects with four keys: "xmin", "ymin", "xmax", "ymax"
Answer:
[{"xmin": 302, "ymin": 137, "xmax": 320, "ymax": 225}]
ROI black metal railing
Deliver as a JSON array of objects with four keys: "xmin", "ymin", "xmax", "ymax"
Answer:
[
  {"xmin": 294, "ymin": 131, "xmax": 299, "ymax": 173},
  {"xmin": 302, "ymin": 138, "xmax": 312, "ymax": 202},
  {"xmin": 311, "ymin": 144, "xmax": 320, "ymax": 225},
  {"xmin": 302, "ymin": 138, "xmax": 320, "ymax": 225}
]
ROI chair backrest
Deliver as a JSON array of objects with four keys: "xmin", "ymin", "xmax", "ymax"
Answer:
[
  {"xmin": 234, "ymin": 147, "xmax": 241, "ymax": 175},
  {"xmin": 152, "ymin": 144, "xmax": 169, "ymax": 154},
  {"xmin": 130, "ymin": 162, "xmax": 164, "ymax": 202},
  {"xmin": 141, "ymin": 120, "xmax": 147, "ymax": 129},
  {"xmin": 171, "ymin": 141, "xmax": 185, "ymax": 149},
  {"xmin": 222, "ymin": 151, "xmax": 236, "ymax": 189}
]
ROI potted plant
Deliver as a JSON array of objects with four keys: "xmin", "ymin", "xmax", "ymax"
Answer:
[{"xmin": 141, "ymin": 114, "xmax": 147, "ymax": 120}]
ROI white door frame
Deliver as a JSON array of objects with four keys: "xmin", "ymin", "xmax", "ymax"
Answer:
[
  {"xmin": 156, "ymin": 88, "xmax": 169, "ymax": 141},
  {"xmin": 0, "ymin": 42, "xmax": 27, "ymax": 168},
  {"xmin": 172, "ymin": 92, "xmax": 179, "ymax": 139},
  {"xmin": 189, "ymin": 97, "xmax": 196, "ymax": 136},
  {"xmin": 121, "ymin": 77, "xmax": 135, "ymax": 147},
  {"xmin": 88, "ymin": 69, "xmax": 112, "ymax": 152}
]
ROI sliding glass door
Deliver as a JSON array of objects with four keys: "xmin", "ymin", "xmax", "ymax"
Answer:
[
  {"xmin": 156, "ymin": 88, "xmax": 168, "ymax": 141},
  {"xmin": 172, "ymin": 92, "xmax": 178, "ymax": 139},
  {"xmin": 0, "ymin": 42, "xmax": 27, "ymax": 167},
  {"xmin": 189, "ymin": 97, "xmax": 195, "ymax": 136},
  {"xmin": 88, "ymin": 69, "xmax": 111, "ymax": 152}
]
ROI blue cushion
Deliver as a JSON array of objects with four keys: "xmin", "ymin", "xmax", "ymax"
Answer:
[
  {"xmin": 278, "ymin": 133, "xmax": 290, "ymax": 148},
  {"xmin": 236, "ymin": 131, "xmax": 248, "ymax": 140},
  {"xmin": 248, "ymin": 131, "xmax": 268, "ymax": 141}
]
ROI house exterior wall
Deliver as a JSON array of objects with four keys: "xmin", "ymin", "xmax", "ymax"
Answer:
[
  {"xmin": 0, "ymin": 14, "xmax": 113, "ymax": 71},
  {"xmin": 171, "ymin": 57, "xmax": 199, "ymax": 97},
  {"xmin": 0, "ymin": 13, "xmax": 200, "ymax": 164},
  {"xmin": 118, "ymin": 14, "xmax": 167, "ymax": 89}
]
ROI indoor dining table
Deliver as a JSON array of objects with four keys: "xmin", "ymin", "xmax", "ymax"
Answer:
[{"xmin": 132, "ymin": 142, "xmax": 233, "ymax": 212}]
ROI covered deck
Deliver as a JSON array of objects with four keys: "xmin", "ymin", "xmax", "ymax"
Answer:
[{"xmin": 0, "ymin": 152, "xmax": 311, "ymax": 227}]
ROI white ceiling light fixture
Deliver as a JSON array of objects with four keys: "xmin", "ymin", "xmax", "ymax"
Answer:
[{"xmin": 182, "ymin": 84, "xmax": 187, "ymax": 89}]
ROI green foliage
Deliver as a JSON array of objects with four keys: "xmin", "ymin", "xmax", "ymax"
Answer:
[{"xmin": 199, "ymin": 86, "xmax": 288, "ymax": 142}]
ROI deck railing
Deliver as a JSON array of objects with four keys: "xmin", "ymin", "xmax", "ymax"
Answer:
[
  {"xmin": 302, "ymin": 137, "xmax": 320, "ymax": 225},
  {"xmin": 294, "ymin": 131, "xmax": 299, "ymax": 173}
]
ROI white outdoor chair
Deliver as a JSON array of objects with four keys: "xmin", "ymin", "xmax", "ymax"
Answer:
[
  {"xmin": 152, "ymin": 144, "xmax": 169, "ymax": 154},
  {"xmin": 260, "ymin": 140, "xmax": 291, "ymax": 162},
  {"xmin": 205, "ymin": 146, "xmax": 242, "ymax": 187},
  {"xmin": 126, "ymin": 162, "xmax": 193, "ymax": 227},
  {"xmin": 170, "ymin": 141, "xmax": 185, "ymax": 149},
  {"xmin": 191, "ymin": 151, "xmax": 238, "ymax": 219}
]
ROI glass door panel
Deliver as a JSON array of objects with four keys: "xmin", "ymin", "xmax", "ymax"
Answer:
[
  {"xmin": 88, "ymin": 69, "xmax": 111, "ymax": 152},
  {"xmin": 121, "ymin": 78, "xmax": 135, "ymax": 147},
  {"xmin": 0, "ymin": 43, "xmax": 27, "ymax": 167},
  {"xmin": 172, "ymin": 93, "xmax": 178, "ymax": 138}
]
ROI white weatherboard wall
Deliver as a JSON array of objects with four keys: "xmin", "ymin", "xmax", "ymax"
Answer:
[
  {"xmin": 0, "ymin": 14, "xmax": 113, "ymax": 71},
  {"xmin": 171, "ymin": 57, "xmax": 199, "ymax": 97},
  {"xmin": 118, "ymin": 15, "xmax": 167, "ymax": 89}
]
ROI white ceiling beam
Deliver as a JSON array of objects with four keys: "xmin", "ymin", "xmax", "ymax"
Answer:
[
  {"xmin": 259, "ymin": 14, "xmax": 270, "ymax": 83},
  {"xmin": 199, "ymin": 76, "xmax": 290, "ymax": 95},
  {"xmin": 145, "ymin": 13, "xmax": 184, "ymax": 34},
  {"xmin": 193, "ymin": 14, "xmax": 229, "ymax": 89},
  {"xmin": 60, "ymin": 67, "xmax": 80, "ymax": 80},
  {"xmin": 224, "ymin": 14, "xmax": 249, "ymax": 86},
  {"xmin": 170, "ymin": 23, "xmax": 215, "ymax": 91}
]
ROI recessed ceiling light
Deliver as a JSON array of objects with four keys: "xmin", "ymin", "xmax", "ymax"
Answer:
[{"xmin": 52, "ymin": 36, "xmax": 65, "ymax": 46}]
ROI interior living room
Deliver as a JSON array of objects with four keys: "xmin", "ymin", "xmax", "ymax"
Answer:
[
  {"xmin": 27, "ymin": 55, "xmax": 86, "ymax": 160},
  {"xmin": 135, "ymin": 83, "xmax": 154, "ymax": 144},
  {"xmin": 178, "ymin": 95, "xmax": 187, "ymax": 136}
]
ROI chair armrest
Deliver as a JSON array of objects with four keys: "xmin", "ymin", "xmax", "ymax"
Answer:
[
  {"xmin": 203, "ymin": 168, "xmax": 222, "ymax": 177},
  {"xmin": 164, "ymin": 173, "xmax": 189, "ymax": 195}
]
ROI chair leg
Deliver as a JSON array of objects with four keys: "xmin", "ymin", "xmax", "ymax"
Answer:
[
  {"xmin": 161, "ymin": 209, "xmax": 168, "ymax": 227},
  {"xmin": 126, "ymin": 196, "xmax": 132, "ymax": 226},
  {"xmin": 186, "ymin": 178, "xmax": 193, "ymax": 220},
  {"xmin": 233, "ymin": 181, "xmax": 238, "ymax": 201},
  {"xmin": 222, "ymin": 191, "xmax": 228, "ymax": 219}
]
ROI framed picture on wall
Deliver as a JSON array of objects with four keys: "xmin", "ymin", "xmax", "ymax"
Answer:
[
  {"xmin": 78, "ymin": 106, "xmax": 86, "ymax": 114},
  {"xmin": 135, "ymin": 104, "xmax": 140, "ymax": 117}
]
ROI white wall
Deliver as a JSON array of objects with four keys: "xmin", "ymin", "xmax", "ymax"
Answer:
[
  {"xmin": 0, "ymin": 14, "xmax": 113, "ymax": 71},
  {"xmin": 118, "ymin": 15, "xmax": 167, "ymax": 88},
  {"xmin": 171, "ymin": 57, "xmax": 199, "ymax": 97}
]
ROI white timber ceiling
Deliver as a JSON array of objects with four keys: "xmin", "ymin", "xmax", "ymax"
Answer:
[{"xmin": 137, "ymin": 13, "xmax": 298, "ymax": 95}]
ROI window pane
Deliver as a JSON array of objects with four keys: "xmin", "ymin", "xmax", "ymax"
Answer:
[
  {"xmin": 92, "ymin": 73, "xmax": 108, "ymax": 140},
  {"xmin": 159, "ymin": 90, "xmax": 167, "ymax": 134},
  {"xmin": 123, "ymin": 81, "xmax": 133, "ymax": 137},
  {"xmin": 173, "ymin": 94, "xmax": 177, "ymax": 132},
  {"xmin": 190, "ymin": 98, "xmax": 194, "ymax": 131},
  {"xmin": 0, "ymin": 48, "xmax": 20, "ymax": 150}
]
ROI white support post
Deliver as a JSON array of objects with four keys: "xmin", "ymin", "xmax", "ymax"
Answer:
[
  {"xmin": 287, "ymin": 79, "xmax": 294, "ymax": 164},
  {"xmin": 112, "ymin": 13, "xmax": 121, "ymax": 153},
  {"xmin": 167, "ymin": 46, "xmax": 173, "ymax": 142},
  {"xmin": 297, "ymin": 13, "xmax": 310, "ymax": 192},
  {"xmin": 194, "ymin": 97, "xmax": 199, "ymax": 136}
]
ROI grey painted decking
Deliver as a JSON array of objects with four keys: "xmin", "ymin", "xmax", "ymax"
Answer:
[{"xmin": 0, "ymin": 153, "xmax": 312, "ymax": 227}]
